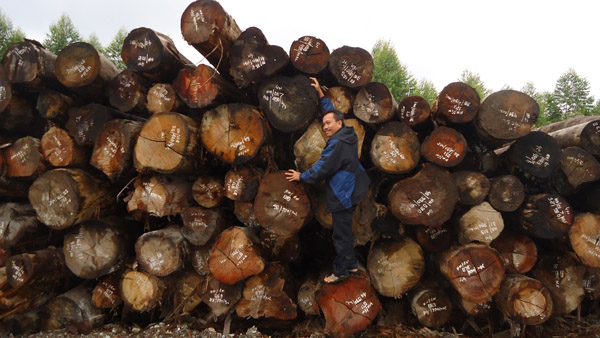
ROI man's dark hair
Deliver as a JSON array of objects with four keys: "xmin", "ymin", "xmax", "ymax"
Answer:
[{"xmin": 322, "ymin": 109, "xmax": 345, "ymax": 123}]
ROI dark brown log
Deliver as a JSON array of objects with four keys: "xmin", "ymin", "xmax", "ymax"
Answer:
[
  {"xmin": 583, "ymin": 266, "xmax": 600, "ymax": 300},
  {"xmin": 229, "ymin": 27, "xmax": 290, "ymax": 88},
  {"xmin": 410, "ymin": 286, "xmax": 452, "ymax": 328},
  {"xmin": 367, "ymin": 238, "xmax": 424, "ymax": 298},
  {"xmin": 235, "ymin": 262, "xmax": 297, "ymax": 320},
  {"xmin": 316, "ymin": 272, "xmax": 381, "ymax": 338},
  {"xmin": 253, "ymin": 171, "xmax": 312, "ymax": 236},
  {"xmin": 224, "ymin": 164, "xmax": 263, "ymax": 202},
  {"xmin": 297, "ymin": 277, "xmax": 320, "ymax": 316},
  {"xmin": 91, "ymin": 119, "xmax": 143, "ymax": 181},
  {"xmin": 397, "ymin": 96, "xmax": 431, "ymax": 128},
  {"xmin": 535, "ymin": 115, "xmax": 599, "ymax": 133},
  {"xmin": 456, "ymin": 294, "xmax": 492, "ymax": 317},
  {"xmin": 491, "ymin": 231, "xmax": 537, "ymax": 274},
  {"xmin": 121, "ymin": 27, "xmax": 193, "ymax": 83},
  {"xmin": 432, "ymin": 82, "xmax": 480, "ymax": 124},
  {"xmin": 92, "ymin": 274, "xmax": 123, "ymax": 309},
  {"xmin": 136, "ymin": 226, "xmax": 188, "ymax": 277},
  {"xmin": 474, "ymin": 90, "xmax": 539, "ymax": 145},
  {"xmin": 0, "ymin": 266, "xmax": 58, "ymax": 321},
  {"xmin": 548, "ymin": 119, "xmax": 600, "ymax": 156},
  {"xmin": 289, "ymin": 36, "xmax": 330, "ymax": 74},
  {"xmin": 440, "ymin": 243, "xmax": 505, "ymax": 303},
  {"xmin": 120, "ymin": 270, "xmax": 166, "ymax": 312},
  {"xmin": 0, "ymin": 203, "xmax": 38, "ymax": 249},
  {"xmin": 106, "ymin": 69, "xmax": 149, "ymax": 114},
  {"xmin": 201, "ymin": 103, "xmax": 269, "ymax": 165},
  {"xmin": 388, "ymin": 164, "xmax": 458, "ymax": 227},
  {"xmin": 0, "ymin": 307, "xmax": 43, "ymax": 336},
  {"xmin": 181, "ymin": 207, "xmax": 225, "ymax": 246},
  {"xmin": 493, "ymin": 274, "xmax": 553, "ymax": 325},
  {"xmin": 180, "ymin": 0, "xmax": 241, "ymax": 77},
  {"xmin": 420, "ymin": 126, "xmax": 467, "ymax": 167},
  {"xmin": 2, "ymin": 40, "xmax": 60, "ymax": 90},
  {"xmin": 197, "ymin": 274, "xmax": 242, "ymax": 318},
  {"xmin": 63, "ymin": 220, "xmax": 127, "ymax": 279},
  {"xmin": 28, "ymin": 168, "xmax": 113, "ymax": 230},
  {"xmin": 0, "ymin": 70, "xmax": 12, "ymax": 112},
  {"xmin": 234, "ymin": 200, "xmax": 260, "ymax": 228},
  {"xmin": 324, "ymin": 86, "xmax": 355, "ymax": 115},
  {"xmin": 36, "ymin": 89, "xmax": 75, "ymax": 121},
  {"xmin": 453, "ymin": 171, "xmax": 490, "ymax": 206},
  {"xmin": 0, "ymin": 95, "xmax": 33, "ymax": 133},
  {"xmin": 370, "ymin": 121, "xmax": 420, "ymax": 174},
  {"xmin": 415, "ymin": 225, "xmax": 453, "ymax": 253},
  {"xmin": 209, "ymin": 226, "xmax": 265, "ymax": 285},
  {"xmin": 191, "ymin": 176, "xmax": 224, "ymax": 208},
  {"xmin": 532, "ymin": 254, "xmax": 585, "ymax": 314},
  {"xmin": 554, "ymin": 147, "xmax": 600, "ymax": 194},
  {"xmin": 4, "ymin": 136, "xmax": 46, "ymax": 178},
  {"xmin": 65, "ymin": 103, "xmax": 115, "ymax": 147},
  {"xmin": 507, "ymin": 131, "xmax": 562, "ymax": 178},
  {"xmin": 328, "ymin": 46, "xmax": 373, "ymax": 88},
  {"xmin": 517, "ymin": 194, "xmax": 573, "ymax": 239},
  {"xmin": 125, "ymin": 175, "xmax": 192, "ymax": 219},
  {"xmin": 0, "ymin": 177, "xmax": 32, "ymax": 199},
  {"xmin": 41, "ymin": 126, "xmax": 87, "ymax": 167},
  {"xmin": 457, "ymin": 202, "xmax": 504, "ymax": 245},
  {"xmin": 134, "ymin": 112, "xmax": 201, "ymax": 174},
  {"xmin": 146, "ymin": 83, "xmax": 183, "ymax": 114},
  {"xmin": 173, "ymin": 269, "xmax": 204, "ymax": 313},
  {"xmin": 488, "ymin": 175, "xmax": 525, "ymax": 212},
  {"xmin": 258, "ymin": 75, "xmax": 318, "ymax": 133},
  {"xmin": 352, "ymin": 183, "xmax": 387, "ymax": 246},
  {"xmin": 41, "ymin": 286, "xmax": 104, "ymax": 333},
  {"xmin": 569, "ymin": 213, "xmax": 600, "ymax": 268},
  {"xmin": 259, "ymin": 229, "xmax": 300, "ymax": 263},
  {"xmin": 172, "ymin": 64, "xmax": 242, "ymax": 109},
  {"xmin": 190, "ymin": 245, "xmax": 211, "ymax": 276},
  {"xmin": 6, "ymin": 247, "xmax": 65, "ymax": 289},
  {"xmin": 353, "ymin": 82, "xmax": 397, "ymax": 124}
]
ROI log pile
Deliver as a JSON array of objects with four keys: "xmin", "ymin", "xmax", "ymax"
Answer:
[{"xmin": 0, "ymin": 1, "xmax": 599, "ymax": 337}]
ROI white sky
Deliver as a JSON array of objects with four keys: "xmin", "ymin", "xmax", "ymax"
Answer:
[{"xmin": 2, "ymin": 0, "xmax": 599, "ymax": 98}]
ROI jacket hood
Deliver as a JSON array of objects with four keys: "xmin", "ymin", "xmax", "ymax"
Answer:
[{"xmin": 331, "ymin": 125, "xmax": 357, "ymax": 144}]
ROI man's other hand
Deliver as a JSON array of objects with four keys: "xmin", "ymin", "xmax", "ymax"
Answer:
[{"xmin": 285, "ymin": 169, "xmax": 301, "ymax": 182}]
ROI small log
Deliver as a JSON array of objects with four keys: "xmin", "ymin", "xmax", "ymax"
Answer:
[
  {"xmin": 553, "ymin": 146, "xmax": 600, "ymax": 194},
  {"xmin": 253, "ymin": 171, "xmax": 312, "ymax": 236},
  {"xmin": 0, "ymin": 266, "xmax": 58, "ymax": 321},
  {"xmin": 65, "ymin": 103, "xmax": 115, "ymax": 147},
  {"xmin": 535, "ymin": 115, "xmax": 599, "ymax": 133},
  {"xmin": 493, "ymin": 274, "xmax": 553, "ymax": 325},
  {"xmin": 0, "ymin": 95, "xmax": 33, "ymax": 133},
  {"xmin": 181, "ymin": 206, "xmax": 225, "ymax": 246},
  {"xmin": 0, "ymin": 203, "xmax": 38, "ymax": 249},
  {"xmin": 173, "ymin": 269, "xmax": 204, "ymax": 313},
  {"xmin": 328, "ymin": 46, "xmax": 373, "ymax": 88},
  {"xmin": 432, "ymin": 82, "xmax": 480, "ymax": 124},
  {"xmin": 367, "ymin": 238, "xmax": 424, "ymax": 298},
  {"xmin": 229, "ymin": 27, "xmax": 289, "ymax": 87},
  {"xmin": 121, "ymin": 27, "xmax": 193, "ymax": 83},
  {"xmin": 548, "ymin": 119, "xmax": 600, "ymax": 156},
  {"xmin": 2, "ymin": 40, "xmax": 60, "ymax": 90},
  {"xmin": 397, "ymin": 96, "xmax": 431, "ymax": 128},
  {"xmin": 297, "ymin": 277, "xmax": 320, "ymax": 316},
  {"xmin": 416, "ymin": 225, "xmax": 453, "ymax": 253},
  {"xmin": 125, "ymin": 174, "xmax": 192, "ymax": 219},
  {"xmin": 353, "ymin": 82, "xmax": 397, "ymax": 124},
  {"xmin": 387, "ymin": 164, "xmax": 458, "ymax": 227},
  {"xmin": 201, "ymin": 103, "xmax": 269, "ymax": 165},
  {"xmin": 488, "ymin": 175, "xmax": 525, "ymax": 212},
  {"xmin": 36, "ymin": 89, "xmax": 76, "ymax": 121},
  {"xmin": 235, "ymin": 262, "xmax": 297, "ymax": 320},
  {"xmin": 370, "ymin": 121, "xmax": 420, "ymax": 174},
  {"xmin": 121, "ymin": 270, "xmax": 166, "ymax": 312},
  {"xmin": 0, "ymin": 70, "xmax": 12, "ymax": 112},
  {"xmin": 517, "ymin": 194, "xmax": 573, "ymax": 239},
  {"xmin": 136, "ymin": 226, "xmax": 188, "ymax": 277},
  {"xmin": 507, "ymin": 131, "xmax": 562, "ymax": 178},
  {"xmin": 173, "ymin": 64, "xmax": 242, "ymax": 109},
  {"xmin": 224, "ymin": 164, "xmax": 263, "ymax": 202},
  {"xmin": 134, "ymin": 112, "xmax": 201, "ymax": 174},
  {"xmin": 191, "ymin": 245, "xmax": 211, "ymax": 276},
  {"xmin": 63, "ymin": 220, "xmax": 127, "ymax": 279},
  {"xmin": 457, "ymin": 201, "xmax": 504, "ymax": 245},
  {"xmin": 92, "ymin": 274, "xmax": 123, "ymax": 309},
  {"xmin": 410, "ymin": 286, "xmax": 453, "ymax": 328},
  {"xmin": 28, "ymin": 168, "xmax": 114, "ymax": 230},
  {"xmin": 197, "ymin": 274, "xmax": 243, "ymax": 318},
  {"xmin": 289, "ymin": 36, "xmax": 330, "ymax": 74},
  {"xmin": 569, "ymin": 213, "xmax": 600, "ymax": 268},
  {"xmin": 532, "ymin": 254, "xmax": 585, "ymax": 314},
  {"xmin": 6, "ymin": 247, "xmax": 65, "ymax": 289},
  {"xmin": 352, "ymin": 184, "xmax": 386, "ymax": 246},
  {"xmin": 209, "ymin": 226, "xmax": 265, "ymax": 285},
  {"xmin": 234, "ymin": 200, "xmax": 260, "ymax": 228},
  {"xmin": 91, "ymin": 119, "xmax": 143, "ymax": 181},
  {"xmin": 491, "ymin": 231, "xmax": 537, "ymax": 274},
  {"xmin": 453, "ymin": 171, "xmax": 490, "ymax": 206},
  {"xmin": 259, "ymin": 230, "xmax": 300, "ymax": 263},
  {"xmin": 42, "ymin": 287, "xmax": 105, "ymax": 333},
  {"xmin": 583, "ymin": 266, "xmax": 600, "ymax": 300},
  {"xmin": 41, "ymin": 126, "xmax": 87, "ymax": 167},
  {"xmin": 192, "ymin": 176, "xmax": 224, "ymax": 208},
  {"xmin": 456, "ymin": 295, "xmax": 492, "ymax": 317},
  {"xmin": 258, "ymin": 75, "xmax": 318, "ymax": 133},
  {"xmin": 4, "ymin": 136, "xmax": 46, "ymax": 178},
  {"xmin": 420, "ymin": 126, "xmax": 467, "ymax": 167},
  {"xmin": 440, "ymin": 243, "xmax": 505, "ymax": 303},
  {"xmin": 146, "ymin": 83, "xmax": 183, "ymax": 114},
  {"xmin": 180, "ymin": 0, "xmax": 241, "ymax": 77},
  {"xmin": 106, "ymin": 69, "xmax": 149, "ymax": 114},
  {"xmin": 324, "ymin": 86, "xmax": 355, "ymax": 114}
]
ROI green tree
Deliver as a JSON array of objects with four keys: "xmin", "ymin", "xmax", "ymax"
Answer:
[
  {"xmin": 371, "ymin": 39, "xmax": 417, "ymax": 101},
  {"xmin": 43, "ymin": 13, "xmax": 82, "ymax": 54},
  {"xmin": 86, "ymin": 33, "xmax": 103, "ymax": 53},
  {"xmin": 549, "ymin": 68, "xmax": 595, "ymax": 119},
  {"xmin": 104, "ymin": 27, "xmax": 127, "ymax": 70},
  {"xmin": 521, "ymin": 82, "xmax": 553, "ymax": 127},
  {"xmin": 458, "ymin": 69, "xmax": 491, "ymax": 99},
  {"xmin": 413, "ymin": 79, "xmax": 438, "ymax": 106},
  {"xmin": 0, "ymin": 10, "xmax": 25, "ymax": 58}
]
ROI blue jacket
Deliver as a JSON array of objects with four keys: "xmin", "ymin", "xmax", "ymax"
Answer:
[{"xmin": 300, "ymin": 98, "xmax": 370, "ymax": 212}]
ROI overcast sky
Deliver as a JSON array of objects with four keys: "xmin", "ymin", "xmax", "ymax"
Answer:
[{"xmin": 3, "ymin": 1, "xmax": 599, "ymax": 98}]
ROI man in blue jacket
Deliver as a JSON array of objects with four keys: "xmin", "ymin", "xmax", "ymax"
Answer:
[{"xmin": 286, "ymin": 77, "xmax": 370, "ymax": 284}]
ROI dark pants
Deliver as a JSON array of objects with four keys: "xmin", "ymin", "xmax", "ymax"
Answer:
[{"xmin": 331, "ymin": 207, "xmax": 357, "ymax": 276}]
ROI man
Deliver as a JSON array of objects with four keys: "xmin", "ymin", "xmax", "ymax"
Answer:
[{"xmin": 286, "ymin": 77, "xmax": 370, "ymax": 284}]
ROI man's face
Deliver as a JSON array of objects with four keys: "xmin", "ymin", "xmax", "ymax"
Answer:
[{"xmin": 322, "ymin": 112, "xmax": 342, "ymax": 137}]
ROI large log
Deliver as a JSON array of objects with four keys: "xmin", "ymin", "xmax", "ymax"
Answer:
[
  {"xmin": 65, "ymin": 103, "xmax": 115, "ymax": 147},
  {"xmin": 181, "ymin": 206, "xmax": 225, "ymax": 246},
  {"xmin": 493, "ymin": 274, "xmax": 553, "ymax": 325},
  {"xmin": 28, "ymin": 168, "xmax": 114, "ymax": 230},
  {"xmin": 535, "ymin": 115, "xmax": 599, "ymax": 133},
  {"xmin": 4, "ymin": 136, "xmax": 46, "ymax": 178},
  {"xmin": 506, "ymin": 131, "xmax": 562, "ymax": 178},
  {"xmin": 415, "ymin": 225, "xmax": 453, "ymax": 253},
  {"xmin": 432, "ymin": 82, "xmax": 480, "ymax": 124},
  {"xmin": 487, "ymin": 175, "xmax": 525, "ymax": 212},
  {"xmin": 136, "ymin": 226, "xmax": 188, "ymax": 277},
  {"xmin": 234, "ymin": 200, "xmax": 260, "ymax": 228},
  {"xmin": 353, "ymin": 82, "xmax": 397, "ymax": 124},
  {"xmin": 491, "ymin": 231, "xmax": 538, "ymax": 274},
  {"xmin": 91, "ymin": 119, "xmax": 143, "ymax": 181},
  {"xmin": 209, "ymin": 226, "xmax": 265, "ymax": 285},
  {"xmin": 125, "ymin": 174, "xmax": 192, "ymax": 219},
  {"xmin": 553, "ymin": 146, "xmax": 600, "ymax": 194},
  {"xmin": 387, "ymin": 164, "xmax": 458, "ymax": 228},
  {"xmin": 146, "ymin": 83, "xmax": 183, "ymax": 114},
  {"xmin": 41, "ymin": 126, "xmax": 87, "ymax": 168},
  {"xmin": 172, "ymin": 64, "xmax": 242, "ymax": 109},
  {"xmin": 120, "ymin": 270, "xmax": 166, "ymax": 312},
  {"xmin": 328, "ymin": 46, "xmax": 373, "ymax": 88},
  {"xmin": 121, "ymin": 27, "xmax": 193, "ymax": 83},
  {"xmin": 224, "ymin": 164, "xmax": 263, "ymax": 202},
  {"xmin": 324, "ymin": 86, "xmax": 354, "ymax": 114},
  {"xmin": 0, "ymin": 70, "xmax": 12, "ymax": 112},
  {"xmin": 0, "ymin": 203, "xmax": 38, "ymax": 249},
  {"xmin": 548, "ymin": 119, "xmax": 600, "ymax": 156},
  {"xmin": 6, "ymin": 247, "xmax": 65, "ymax": 289},
  {"xmin": 2, "ymin": 40, "xmax": 61, "ymax": 91},
  {"xmin": 457, "ymin": 201, "xmax": 504, "ymax": 245},
  {"xmin": 370, "ymin": 121, "xmax": 420, "ymax": 174},
  {"xmin": 397, "ymin": 96, "xmax": 431, "ymax": 128},
  {"xmin": 106, "ymin": 69, "xmax": 149, "ymax": 114},
  {"xmin": 41, "ymin": 286, "xmax": 105, "ymax": 333},
  {"xmin": 453, "ymin": 171, "xmax": 490, "ymax": 206},
  {"xmin": 410, "ymin": 286, "xmax": 453, "ymax": 328},
  {"xmin": 289, "ymin": 36, "xmax": 330, "ymax": 74},
  {"xmin": 36, "ymin": 89, "xmax": 76, "ymax": 121},
  {"xmin": 0, "ymin": 266, "xmax": 59, "ymax": 321},
  {"xmin": 517, "ymin": 194, "xmax": 573, "ymax": 239},
  {"xmin": 569, "ymin": 213, "xmax": 600, "ymax": 268},
  {"xmin": 0, "ymin": 95, "xmax": 34, "ymax": 133},
  {"xmin": 259, "ymin": 229, "xmax": 300, "ymax": 263},
  {"xmin": 191, "ymin": 176, "xmax": 224, "ymax": 208},
  {"xmin": 532, "ymin": 254, "xmax": 585, "ymax": 314},
  {"xmin": 420, "ymin": 126, "xmax": 467, "ymax": 167}
]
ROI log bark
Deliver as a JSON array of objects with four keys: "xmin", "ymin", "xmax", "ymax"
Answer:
[
  {"xmin": 121, "ymin": 27, "xmax": 193, "ymax": 83},
  {"xmin": 134, "ymin": 112, "xmax": 201, "ymax": 174},
  {"xmin": 324, "ymin": 86, "xmax": 354, "ymax": 114},
  {"xmin": 488, "ymin": 175, "xmax": 525, "ymax": 212},
  {"xmin": 4, "ymin": 136, "xmax": 46, "ymax": 178},
  {"xmin": 353, "ymin": 82, "xmax": 397, "ymax": 124},
  {"xmin": 125, "ymin": 174, "xmax": 192, "ymax": 219},
  {"xmin": 387, "ymin": 164, "xmax": 458, "ymax": 227},
  {"xmin": 327, "ymin": 46, "xmax": 373, "ymax": 88},
  {"xmin": 507, "ymin": 131, "xmax": 562, "ymax": 178},
  {"xmin": 224, "ymin": 164, "xmax": 263, "ymax": 201},
  {"xmin": 135, "ymin": 226, "xmax": 188, "ymax": 277},
  {"xmin": 517, "ymin": 194, "xmax": 573, "ymax": 239},
  {"xmin": 209, "ymin": 226, "xmax": 265, "ymax": 285},
  {"xmin": 2, "ymin": 40, "xmax": 61, "ymax": 91},
  {"xmin": 65, "ymin": 103, "xmax": 115, "ymax": 147},
  {"xmin": 258, "ymin": 75, "xmax": 318, "ymax": 133},
  {"xmin": 367, "ymin": 238, "xmax": 424, "ymax": 298},
  {"xmin": 0, "ymin": 203, "xmax": 38, "ymax": 249},
  {"xmin": 410, "ymin": 286, "xmax": 452, "ymax": 328},
  {"xmin": 553, "ymin": 147, "xmax": 600, "ymax": 194},
  {"xmin": 92, "ymin": 274, "xmax": 123, "ymax": 309},
  {"xmin": 234, "ymin": 200, "xmax": 260, "ymax": 228},
  {"xmin": 41, "ymin": 126, "xmax": 87, "ymax": 167},
  {"xmin": 457, "ymin": 201, "xmax": 504, "ymax": 245},
  {"xmin": 181, "ymin": 206, "xmax": 225, "ymax": 246},
  {"xmin": 420, "ymin": 126, "xmax": 467, "ymax": 167},
  {"xmin": 36, "ymin": 89, "xmax": 76, "ymax": 121},
  {"xmin": 91, "ymin": 119, "xmax": 143, "ymax": 181},
  {"xmin": 453, "ymin": 171, "xmax": 490, "ymax": 206},
  {"xmin": 106, "ymin": 69, "xmax": 149, "ymax": 114},
  {"xmin": 569, "ymin": 213, "xmax": 600, "ymax": 268},
  {"xmin": 415, "ymin": 225, "xmax": 453, "ymax": 253},
  {"xmin": 253, "ymin": 171, "xmax": 312, "ymax": 236},
  {"xmin": 172, "ymin": 64, "xmax": 242, "ymax": 109},
  {"xmin": 440, "ymin": 243, "xmax": 505, "ymax": 303},
  {"xmin": 370, "ymin": 121, "xmax": 420, "ymax": 174},
  {"xmin": 493, "ymin": 274, "xmax": 553, "ymax": 325},
  {"xmin": 41, "ymin": 286, "xmax": 104, "ymax": 333},
  {"xmin": 491, "ymin": 231, "xmax": 537, "ymax": 274},
  {"xmin": 180, "ymin": 0, "xmax": 241, "ymax": 77},
  {"xmin": 548, "ymin": 119, "xmax": 600, "ymax": 156},
  {"xmin": 532, "ymin": 254, "xmax": 585, "ymax": 314},
  {"xmin": 6, "ymin": 247, "xmax": 65, "ymax": 289},
  {"xmin": 28, "ymin": 168, "xmax": 114, "ymax": 230},
  {"xmin": 146, "ymin": 83, "xmax": 183, "ymax": 114},
  {"xmin": 191, "ymin": 176, "xmax": 224, "ymax": 208},
  {"xmin": 201, "ymin": 103, "xmax": 269, "ymax": 165},
  {"xmin": 120, "ymin": 270, "xmax": 166, "ymax": 312},
  {"xmin": 0, "ymin": 95, "xmax": 34, "ymax": 133},
  {"xmin": 397, "ymin": 96, "xmax": 431, "ymax": 128},
  {"xmin": 289, "ymin": 36, "xmax": 330, "ymax": 74},
  {"xmin": 432, "ymin": 82, "xmax": 480, "ymax": 124},
  {"xmin": 197, "ymin": 274, "xmax": 242, "ymax": 318}
]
